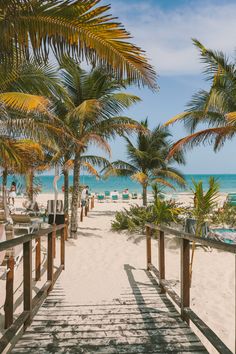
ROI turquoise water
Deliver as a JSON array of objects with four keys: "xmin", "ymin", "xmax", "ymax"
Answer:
[{"xmin": 5, "ymin": 174, "xmax": 236, "ymax": 194}]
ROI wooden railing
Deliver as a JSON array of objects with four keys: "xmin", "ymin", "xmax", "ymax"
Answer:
[
  {"xmin": 0, "ymin": 223, "xmax": 67, "ymax": 353},
  {"xmin": 146, "ymin": 223, "xmax": 236, "ymax": 354},
  {"xmin": 80, "ymin": 196, "xmax": 95, "ymax": 222}
]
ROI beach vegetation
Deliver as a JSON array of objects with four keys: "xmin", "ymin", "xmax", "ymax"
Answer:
[
  {"xmin": 104, "ymin": 119, "xmax": 186, "ymax": 206},
  {"xmin": 0, "ymin": 0, "xmax": 156, "ymax": 88},
  {"xmin": 211, "ymin": 203, "xmax": 236, "ymax": 227},
  {"xmin": 189, "ymin": 177, "xmax": 220, "ymax": 283},
  {"xmin": 111, "ymin": 199, "xmax": 183, "ymax": 234},
  {"xmin": 53, "ymin": 58, "xmax": 144, "ymax": 238},
  {"xmin": 165, "ymin": 39, "xmax": 236, "ymax": 157}
]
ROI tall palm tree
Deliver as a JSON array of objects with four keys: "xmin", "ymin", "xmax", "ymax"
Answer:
[
  {"xmin": 104, "ymin": 119, "xmax": 186, "ymax": 206},
  {"xmin": 0, "ymin": 0, "xmax": 156, "ymax": 88},
  {"xmin": 60, "ymin": 153, "xmax": 110, "ymax": 216},
  {"xmin": 55, "ymin": 58, "xmax": 144, "ymax": 238},
  {"xmin": 165, "ymin": 40, "xmax": 236, "ymax": 155}
]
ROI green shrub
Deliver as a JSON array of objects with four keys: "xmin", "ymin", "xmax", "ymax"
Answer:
[{"xmin": 111, "ymin": 199, "xmax": 183, "ymax": 234}]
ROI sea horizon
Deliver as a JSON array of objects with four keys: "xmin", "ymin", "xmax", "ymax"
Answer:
[{"xmin": 5, "ymin": 174, "xmax": 236, "ymax": 194}]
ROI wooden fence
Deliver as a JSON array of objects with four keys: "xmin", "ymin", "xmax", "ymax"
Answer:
[
  {"xmin": 0, "ymin": 223, "xmax": 67, "ymax": 353},
  {"xmin": 146, "ymin": 223, "xmax": 236, "ymax": 354}
]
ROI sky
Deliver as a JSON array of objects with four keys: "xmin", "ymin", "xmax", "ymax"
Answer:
[{"xmin": 94, "ymin": 0, "xmax": 236, "ymax": 174}]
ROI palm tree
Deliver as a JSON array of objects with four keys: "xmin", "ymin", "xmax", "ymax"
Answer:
[
  {"xmin": 103, "ymin": 119, "xmax": 186, "ymax": 206},
  {"xmin": 0, "ymin": 138, "xmax": 44, "ymax": 210},
  {"xmin": 189, "ymin": 177, "xmax": 220, "ymax": 284},
  {"xmin": 55, "ymin": 58, "xmax": 143, "ymax": 238},
  {"xmin": 60, "ymin": 153, "xmax": 110, "ymax": 216},
  {"xmin": 0, "ymin": 0, "xmax": 156, "ymax": 88},
  {"xmin": 165, "ymin": 40, "xmax": 236, "ymax": 156}
]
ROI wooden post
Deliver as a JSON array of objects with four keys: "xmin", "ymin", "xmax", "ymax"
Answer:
[
  {"xmin": 181, "ymin": 238, "xmax": 190, "ymax": 324},
  {"xmin": 64, "ymin": 214, "xmax": 68, "ymax": 241},
  {"xmin": 35, "ymin": 237, "xmax": 41, "ymax": 281},
  {"xmin": 146, "ymin": 226, "xmax": 151, "ymax": 270},
  {"xmin": 92, "ymin": 196, "xmax": 95, "ymax": 209},
  {"xmin": 4, "ymin": 256, "xmax": 14, "ymax": 329},
  {"xmin": 47, "ymin": 232, "xmax": 54, "ymax": 293},
  {"xmin": 85, "ymin": 204, "xmax": 88, "ymax": 217},
  {"xmin": 91, "ymin": 197, "xmax": 93, "ymax": 209},
  {"xmin": 61, "ymin": 227, "xmax": 65, "ymax": 270},
  {"xmin": 80, "ymin": 206, "xmax": 83, "ymax": 222},
  {"xmin": 23, "ymin": 240, "xmax": 32, "ymax": 328},
  {"xmin": 87, "ymin": 199, "xmax": 90, "ymax": 212},
  {"xmin": 52, "ymin": 224, "xmax": 56, "ymax": 258},
  {"xmin": 159, "ymin": 230, "xmax": 165, "ymax": 293}
]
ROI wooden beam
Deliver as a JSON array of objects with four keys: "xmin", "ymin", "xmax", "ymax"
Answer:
[
  {"xmin": 52, "ymin": 225, "xmax": 56, "ymax": 258},
  {"xmin": 158, "ymin": 230, "xmax": 165, "ymax": 293},
  {"xmin": 0, "ymin": 224, "xmax": 65, "ymax": 252},
  {"xmin": 80, "ymin": 207, "xmax": 83, "ymax": 222},
  {"xmin": 181, "ymin": 238, "xmax": 190, "ymax": 324},
  {"xmin": 146, "ymin": 226, "xmax": 151, "ymax": 270},
  {"xmin": 145, "ymin": 223, "xmax": 236, "ymax": 254},
  {"xmin": 23, "ymin": 240, "xmax": 32, "ymax": 328},
  {"xmin": 35, "ymin": 237, "xmax": 41, "ymax": 281},
  {"xmin": 61, "ymin": 227, "xmax": 65, "ymax": 269},
  {"xmin": 4, "ymin": 256, "xmax": 14, "ymax": 329},
  {"xmin": 47, "ymin": 232, "xmax": 53, "ymax": 293},
  {"xmin": 184, "ymin": 307, "xmax": 232, "ymax": 354}
]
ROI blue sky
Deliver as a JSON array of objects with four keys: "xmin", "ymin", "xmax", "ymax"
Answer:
[{"xmin": 95, "ymin": 0, "xmax": 236, "ymax": 174}]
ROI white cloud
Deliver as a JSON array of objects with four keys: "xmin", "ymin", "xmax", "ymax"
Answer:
[{"xmin": 108, "ymin": 1, "xmax": 236, "ymax": 76}]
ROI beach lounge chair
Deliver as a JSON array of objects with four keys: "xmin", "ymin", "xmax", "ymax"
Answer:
[
  {"xmin": 11, "ymin": 214, "xmax": 39, "ymax": 234},
  {"xmin": 97, "ymin": 194, "xmax": 105, "ymax": 202},
  {"xmin": 131, "ymin": 192, "xmax": 138, "ymax": 199},
  {"xmin": 122, "ymin": 193, "xmax": 130, "ymax": 201},
  {"xmin": 104, "ymin": 191, "xmax": 110, "ymax": 199},
  {"xmin": 111, "ymin": 194, "xmax": 119, "ymax": 201}
]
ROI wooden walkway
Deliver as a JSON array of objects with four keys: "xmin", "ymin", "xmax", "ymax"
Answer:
[{"xmin": 12, "ymin": 265, "xmax": 207, "ymax": 353}]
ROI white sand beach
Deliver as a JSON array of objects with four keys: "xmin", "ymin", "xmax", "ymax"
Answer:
[{"xmin": 0, "ymin": 192, "xmax": 235, "ymax": 353}]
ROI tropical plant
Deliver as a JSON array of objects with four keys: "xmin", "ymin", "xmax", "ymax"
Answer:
[
  {"xmin": 104, "ymin": 119, "xmax": 186, "ymax": 206},
  {"xmin": 0, "ymin": 0, "xmax": 156, "ymax": 88},
  {"xmin": 54, "ymin": 58, "xmax": 143, "ymax": 238},
  {"xmin": 189, "ymin": 177, "xmax": 220, "ymax": 283},
  {"xmin": 165, "ymin": 39, "xmax": 236, "ymax": 157},
  {"xmin": 210, "ymin": 203, "xmax": 236, "ymax": 227},
  {"xmin": 111, "ymin": 199, "xmax": 183, "ymax": 234}
]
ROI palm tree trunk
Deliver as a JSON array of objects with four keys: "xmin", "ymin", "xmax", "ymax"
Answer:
[
  {"xmin": 70, "ymin": 153, "xmax": 81, "ymax": 239},
  {"xmin": 27, "ymin": 169, "xmax": 34, "ymax": 203},
  {"xmin": 63, "ymin": 169, "xmax": 69, "ymax": 215},
  {"xmin": 2, "ymin": 169, "xmax": 8, "ymax": 214},
  {"xmin": 142, "ymin": 184, "xmax": 147, "ymax": 206}
]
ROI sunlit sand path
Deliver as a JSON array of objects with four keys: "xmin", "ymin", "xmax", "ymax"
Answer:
[{"xmin": 12, "ymin": 203, "xmax": 207, "ymax": 353}]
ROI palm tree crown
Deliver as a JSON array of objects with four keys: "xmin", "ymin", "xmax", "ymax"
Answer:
[
  {"xmin": 165, "ymin": 39, "xmax": 236, "ymax": 156},
  {"xmin": 0, "ymin": 0, "xmax": 156, "ymax": 88},
  {"xmin": 104, "ymin": 119, "xmax": 186, "ymax": 205}
]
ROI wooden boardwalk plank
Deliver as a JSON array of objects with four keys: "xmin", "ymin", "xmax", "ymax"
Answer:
[{"xmin": 11, "ymin": 269, "xmax": 208, "ymax": 354}]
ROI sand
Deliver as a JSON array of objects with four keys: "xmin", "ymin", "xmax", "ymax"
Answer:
[{"xmin": 0, "ymin": 192, "xmax": 235, "ymax": 353}]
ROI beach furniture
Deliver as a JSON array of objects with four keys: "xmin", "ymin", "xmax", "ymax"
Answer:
[
  {"xmin": 122, "ymin": 193, "xmax": 130, "ymax": 201},
  {"xmin": 184, "ymin": 218, "xmax": 209, "ymax": 237},
  {"xmin": 131, "ymin": 192, "xmax": 138, "ymax": 199},
  {"xmin": 111, "ymin": 194, "xmax": 119, "ymax": 201},
  {"xmin": 97, "ymin": 194, "xmax": 105, "ymax": 202},
  {"xmin": 104, "ymin": 191, "xmax": 110, "ymax": 199},
  {"xmin": 11, "ymin": 214, "xmax": 39, "ymax": 234},
  {"xmin": 22, "ymin": 200, "xmax": 40, "ymax": 216}
]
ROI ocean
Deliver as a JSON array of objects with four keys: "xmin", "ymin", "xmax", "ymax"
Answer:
[{"xmin": 6, "ymin": 174, "xmax": 236, "ymax": 194}]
